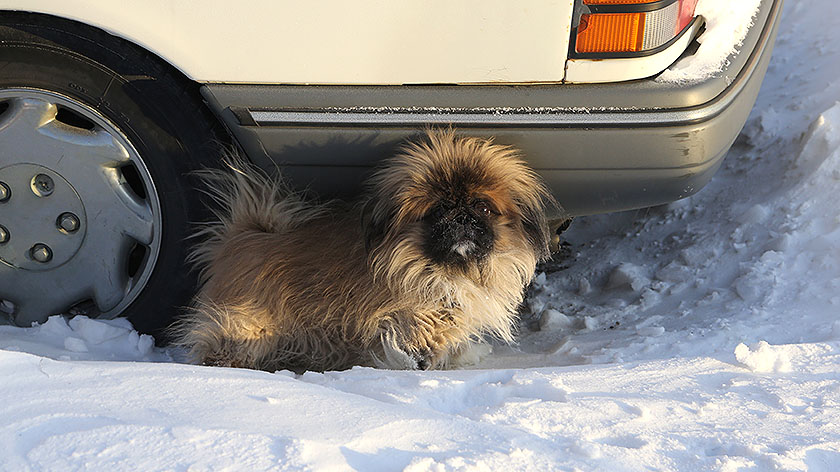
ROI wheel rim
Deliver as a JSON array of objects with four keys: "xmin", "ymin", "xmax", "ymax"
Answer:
[{"xmin": 0, "ymin": 88, "xmax": 162, "ymax": 325}]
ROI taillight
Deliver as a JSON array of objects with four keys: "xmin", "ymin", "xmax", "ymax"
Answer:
[
  {"xmin": 574, "ymin": 0, "xmax": 699, "ymax": 56},
  {"xmin": 677, "ymin": 0, "xmax": 699, "ymax": 31}
]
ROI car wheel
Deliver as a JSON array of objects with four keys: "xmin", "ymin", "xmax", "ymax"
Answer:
[{"xmin": 0, "ymin": 12, "xmax": 228, "ymax": 340}]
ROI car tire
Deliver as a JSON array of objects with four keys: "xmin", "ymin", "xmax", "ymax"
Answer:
[{"xmin": 0, "ymin": 12, "xmax": 228, "ymax": 341}]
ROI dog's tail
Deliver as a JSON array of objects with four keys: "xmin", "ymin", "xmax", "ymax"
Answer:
[{"xmin": 189, "ymin": 153, "xmax": 326, "ymax": 282}]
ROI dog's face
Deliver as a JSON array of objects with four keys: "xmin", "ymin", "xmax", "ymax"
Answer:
[
  {"xmin": 365, "ymin": 130, "xmax": 554, "ymax": 274},
  {"xmin": 422, "ymin": 190, "xmax": 497, "ymax": 266}
]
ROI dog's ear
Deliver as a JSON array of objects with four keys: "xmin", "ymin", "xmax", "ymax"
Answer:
[
  {"xmin": 513, "ymin": 184, "xmax": 562, "ymax": 261},
  {"xmin": 520, "ymin": 202, "xmax": 552, "ymax": 261},
  {"xmin": 361, "ymin": 197, "xmax": 394, "ymax": 253}
]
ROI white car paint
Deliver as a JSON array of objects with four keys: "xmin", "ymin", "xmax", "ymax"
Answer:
[
  {"xmin": 2, "ymin": 0, "xmax": 575, "ymax": 84},
  {"xmin": 2, "ymin": 0, "xmax": 699, "ymax": 84}
]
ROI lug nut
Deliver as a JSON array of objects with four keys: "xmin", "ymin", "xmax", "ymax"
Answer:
[
  {"xmin": 30, "ymin": 243, "xmax": 52, "ymax": 263},
  {"xmin": 0, "ymin": 182, "xmax": 9, "ymax": 202},
  {"xmin": 58, "ymin": 212, "xmax": 81, "ymax": 233},
  {"xmin": 0, "ymin": 225, "xmax": 8, "ymax": 244},
  {"xmin": 31, "ymin": 173, "xmax": 55, "ymax": 197}
]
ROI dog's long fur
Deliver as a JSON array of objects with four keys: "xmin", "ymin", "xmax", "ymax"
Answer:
[{"xmin": 172, "ymin": 129, "xmax": 554, "ymax": 372}]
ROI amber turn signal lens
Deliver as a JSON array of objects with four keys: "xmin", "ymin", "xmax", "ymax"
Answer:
[{"xmin": 576, "ymin": 13, "xmax": 645, "ymax": 53}]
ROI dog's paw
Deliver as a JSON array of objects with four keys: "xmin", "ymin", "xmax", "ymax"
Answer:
[
  {"xmin": 415, "ymin": 353, "xmax": 431, "ymax": 370},
  {"xmin": 413, "ymin": 348, "xmax": 443, "ymax": 370},
  {"xmin": 375, "ymin": 327, "xmax": 459, "ymax": 370},
  {"xmin": 374, "ymin": 332, "xmax": 422, "ymax": 370},
  {"xmin": 202, "ymin": 355, "xmax": 246, "ymax": 369}
]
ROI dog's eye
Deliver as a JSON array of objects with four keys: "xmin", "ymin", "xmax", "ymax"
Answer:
[
  {"xmin": 424, "ymin": 205, "xmax": 447, "ymax": 221},
  {"xmin": 472, "ymin": 200, "xmax": 493, "ymax": 216}
]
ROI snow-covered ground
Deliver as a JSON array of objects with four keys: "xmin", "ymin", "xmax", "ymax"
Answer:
[{"xmin": 3, "ymin": 1, "xmax": 840, "ymax": 470}]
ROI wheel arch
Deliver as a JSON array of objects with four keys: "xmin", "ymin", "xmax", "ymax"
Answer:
[
  {"xmin": 0, "ymin": 9, "xmax": 233, "ymax": 149},
  {"xmin": 1, "ymin": 9, "xmax": 195, "ymax": 77}
]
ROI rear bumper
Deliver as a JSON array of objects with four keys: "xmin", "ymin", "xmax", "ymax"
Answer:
[{"xmin": 201, "ymin": 0, "xmax": 782, "ymax": 217}]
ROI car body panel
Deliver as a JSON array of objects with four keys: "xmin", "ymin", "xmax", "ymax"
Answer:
[
  {"xmin": 1, "ymin": 0, "xmax": 719, "ymax": 85},
  {"xmin": 0, "ymin": 0, "xmax": 578, "ymax": 84}
]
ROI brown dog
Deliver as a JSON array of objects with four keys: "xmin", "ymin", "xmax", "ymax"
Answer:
[{"xmin": 172, "ymin": 129, "xmax": 554, "ymax": 371}]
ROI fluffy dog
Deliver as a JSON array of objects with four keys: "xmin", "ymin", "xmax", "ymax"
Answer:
[{"xmin": 173, "ymin": 129, "xmax": 555, "ymax": 371}]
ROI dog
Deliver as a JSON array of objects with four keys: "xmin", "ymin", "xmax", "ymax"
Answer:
[{"xmin": 172, "ymin": 129, "xmax": 555, "ymax": 371}]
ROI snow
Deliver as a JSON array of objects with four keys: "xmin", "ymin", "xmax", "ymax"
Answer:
[
  {"xmin": 3, "ymin": 1, "xmax": 840, "ymax": 470},
  {"xmin": 0, "ymin": 315, "xmax": 165, "ymax": 363},
  {"xmin": 734, "ymin": 340, "xmax": 792, "ymax": 373},
  {"xmin": 657, "ymin": 0, "xmax": 763, "ymax": 83},
  {"xmin": 538, "ymin": 308, "xmax": 573, "ymax": 331}
]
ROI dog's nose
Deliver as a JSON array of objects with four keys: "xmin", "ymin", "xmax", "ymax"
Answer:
[
  {"xmin": 452, "ymin": 226, "xmax": 471, "ymax": 244},
  {"xmin": 452, "ymin": 213, "xmax": 477, "ymax": 240}
]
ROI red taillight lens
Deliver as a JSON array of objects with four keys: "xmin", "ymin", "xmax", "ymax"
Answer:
[
  {"xmin": 678, "ymin": 0, "xmax": 699, "ymax": 32},
  {"xmin": 576, "ymin": 0, "xmax": 699, "ymax": 55}
]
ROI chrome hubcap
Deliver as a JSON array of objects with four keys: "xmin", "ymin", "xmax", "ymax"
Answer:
[
  {"xmin": 0, "ymin": 88, "xmax": 162, "ymax": 325},
  {"xmin": 0, "ymin": 163, "xmax": 86, "ymax": 270}
]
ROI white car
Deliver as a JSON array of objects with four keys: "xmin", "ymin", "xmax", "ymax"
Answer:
[{"xmin": 0, "ymin": 0, "xmax": 783, "ymax": 337}]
